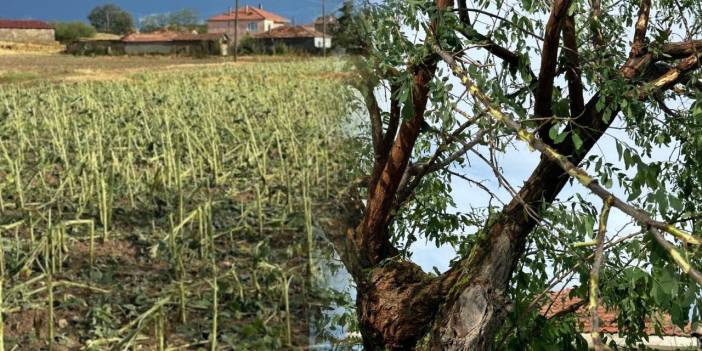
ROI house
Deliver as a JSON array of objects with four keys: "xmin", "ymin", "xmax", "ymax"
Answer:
[
  {"xmin": 121, "ymin": 32, "xmax": 229, "ymax": 56},
  {"xmin": 0, "ymin": 19, "xmax": 55, "ymax": 44},
  {"xmin": 207, "ymin": 5, "xmax": 290, "ymax": 41},
  {"xmin": 253, "ymin": 25, "xmax": 332, "ymax": 54},
  {"xmin": 67, "ymin": 31, "xmax": 230, "ymax": 56},
  {"xmin": 544, "ymin": 290, "xmax": 701, "ymax": 350},
  {"xmin": 313, "ymin": 15, "xmax": 338, "ymax": 34}
]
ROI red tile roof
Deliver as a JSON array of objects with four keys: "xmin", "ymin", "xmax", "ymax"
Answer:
[
  {"xmin": 542, "ymin": 290, "xmax": 692, "ymax": 337},
  {"xmin": 121, "ymin": 31, "xmax": 227, "ymax": 43},
  {"xmin": 122, "ymin": 32, "xmax": 180, "ymax": 43},
  {"xmin": 254, "ymin": 25, "xmax": 326, "ymax": 39},
  {"xmin": 0, "ymin": 20, "xmax": 53, "ymax": 30},
  {"xmin": 172, "ymin": 33, "xmax": 228, "ymax": 42},
  {"xmin": 208, "ymin": 6, "xmax": 290, "ymax": 24}
]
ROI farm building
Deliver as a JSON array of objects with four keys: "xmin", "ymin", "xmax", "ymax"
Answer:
[
  {"xmin": 0, "ymin": 19, "xmax": 55, "ymax": 44},
  {"xmin": 207, "ymin": 5, "xmax": 290, "ymax": 41},
  {"xmin": 253, "ymin": 26, "xmax": 332, "ymax": 54},
  {"xmin": 121, "ymin": 32, "xmax": 229, "ymax": 56},
  {"xmin": 544, "ymin": 290, "xmax": 702, "ymax": 350},
  {"xmin": 67, "ymin": 32, "xmax": 230, "ymax": 56}
]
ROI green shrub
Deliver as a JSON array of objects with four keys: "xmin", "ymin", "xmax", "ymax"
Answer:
[
  {"xmin": 237, "ymin": 35, "xmax": 262, "ymax": 55},
  {"xmin": 53, "ymin": 22, "xmax": 97, "ymax": 44},
  {"xmin": 272, "ymin": 42, "xmax": 289, "ymax": 55}
]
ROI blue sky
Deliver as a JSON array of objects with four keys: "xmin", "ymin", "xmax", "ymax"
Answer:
[{"xmin": 0, "ymin": 0, "xmax": 346, "ymax": 25}]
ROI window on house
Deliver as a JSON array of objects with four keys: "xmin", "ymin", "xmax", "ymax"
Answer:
[{"xmin": 247, "ymin": 22, "xmax": 257, "ymax": 32}]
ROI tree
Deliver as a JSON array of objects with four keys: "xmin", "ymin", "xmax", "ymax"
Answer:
[
  {"xmin": 333, "ymin": 1, "xmax": 366, "ymax": 52},
  {"xmin": 168, "ymin": 9, "xmax": 199, "ymax": 30},
  {"xmin": 52, "ymin": 21, "xmax": 96, "ymax": 44},
  {"xmin": 140, "ymin": 9, "xmax": 201, "ymax": 33},
  {"xmin": 88, "ymin": 4, "xmax": 135, "ymax": 35},
  {"xmin": 335, "ymin": 0, "xmax": 702, "ymax": 350},
  {"xmin": 139, "ymin": 13, "xmax": 168, "ymax": 33}
]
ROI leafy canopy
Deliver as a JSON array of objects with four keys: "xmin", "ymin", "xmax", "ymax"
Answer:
[
  {"xmin": 88, "ymin": 4, "xmax": 135, "ymax": 35},
  {"xmin": 352, "ymin": 0, "xmax": 702, "ymax": 348},
  {"xmin": 139, "ymin": 9, "xmax": 202, "ymax": 34}
]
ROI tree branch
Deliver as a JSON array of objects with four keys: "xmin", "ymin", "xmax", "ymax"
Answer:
[
  {"xmin": 589, "ymin": 197, "xmax": 614, "ymax": 351},
  {"xmin": 436, "ymin": 42, "xmax": 702, "ymax": 253},
  {"xmin": 650, "ymin": 228, "xmax": 702, "ymax": 285},
  {"xmin": 661, "ymin": 39, "xmax": 702, "ymax": 59},
  {"xmin": 454, "ymin": 3, "xmax": 536, "ymax": 81},
  {"xmin": 368, "ymin": 82, "xmax": 403, "ymax": 196},
  {"xmin": 365, "ymin": 83, "xmax": 384, "ymax": 157},
  {"xmin": 356, "ymin": 0, "xmax": 452, "ymax": 267},
  {"xmin": 395, "ymin": 128, "xmax": 487, "ymax": 209},
  {"xmin": 393, "ymin": 109, "xmax": 485, "ymax": 211},
  {"xmin": 535, "ymin": 0, "xmax": 571, "ymax": 143},
  {"xmin": 589, "ymin": 0, "xmax": 605, "ymax": 48},
  {"xmin": 631, "ymin": 0, "xmax": 652, "ymax": 57},
  {"xmin": 562, "ymin": 15, "xmax": 586, "ymax": 118},
  {"xmin": 440, "ymin": 45, "xmax": 702, "ymax": 246}
]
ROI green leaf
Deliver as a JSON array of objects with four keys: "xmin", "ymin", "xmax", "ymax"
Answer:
[
  {"xmin": 572, "ymin": 132, "xmax": 583, "ymax": 151},
  {"xmin": 554, "ymin": 130, "xmax": 569, "ymax": 144},
  {"xmin": 627, "ymin": 185, "xmax": 642, "ymax": 201},
  {"xmin": 548, "ymin": 123, "xmax": 560, "ymax": 140},
  {"xmin": 669, "ymin": 195, "xmax": 683, "ymax": 212}
]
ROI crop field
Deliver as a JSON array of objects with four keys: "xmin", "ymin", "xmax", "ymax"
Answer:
[
  {"xmin": 0, "ymin": 52, "xmax": 297, "ymax": 84},
  {"xmin": 0, "ymin": 59, "xmax": 357, "ymax": 350}
]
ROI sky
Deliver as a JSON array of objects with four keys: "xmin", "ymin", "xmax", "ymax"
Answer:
[{"xmin": 0, "ymin": 0, "xmax": 346, "ymax": 26}]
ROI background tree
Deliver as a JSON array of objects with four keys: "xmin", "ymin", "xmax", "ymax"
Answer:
[
  {"xmin": 88, "ymin": 4, "xmax": 135, "ymax": 35},
  {"xmin": 139, "ymin": 13, "xmax": 168, "ymax": 33},
  {"xmin": 335, "ymin": 0, "xmax": 702, "ymax": 350},
  {"xmin": 167, "ymin": 9, "xmax": 200, "ymax": 30},
  {"xmin": 52, "ymin": 21, "xmax": 96, "ymax": 44},
  {"xmin": 333, "ymin": 1, "xmax": 366, "ymax": 53},
  {"xmin": 140, "ymin": 9, "xmax": 202, "ymax": 33}
]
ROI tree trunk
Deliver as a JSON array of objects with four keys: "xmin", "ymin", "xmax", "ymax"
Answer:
[{"xmin": 330, "ymin": 1, "xmax": 672, "ymax": 349}]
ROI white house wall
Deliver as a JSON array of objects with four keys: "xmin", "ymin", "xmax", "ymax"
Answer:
[{"xmin": 314, "ymin": 37, "xmax": 332, "ymax": 49}]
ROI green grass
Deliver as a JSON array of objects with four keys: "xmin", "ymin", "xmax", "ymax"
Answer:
[{"xmin": 0, "ymin": 59, "xmax": 356, "ymax": 350}]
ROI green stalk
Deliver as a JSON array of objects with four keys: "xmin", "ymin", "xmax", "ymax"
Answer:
[
  {"xmin": 210, "ymin": 255, "xmax": 218, "ymax": 351},
  {"xmin": 100, "ymin": 175, "xmax": 109, "ymax": 241},
  {"xmin": 157, "ymin": 307, "xmax": 165, "ymax": 351},
  {"xmin": 282, "ymin": 273, "xmax": 292, "ymax": 347},
  {"xmin": 0, "ymin": 278, "xmax": 4, "ymax": 351},
  {"xmin": 47, "ymin": 241, "xmax": 54, "ymax": 351},
  {"xmin": 89, "ymin": 221, "xmax": 95, "ymax": 271},
  {"xmin": 0, "ymin": 237, "xmax": 3, "ymax": 279},
  {"xmin": 302, "ymin": 172, "xmax": 315, "ymax": 279},
  {"xmin": 255, "ymin": 184, "xmax": 264, "ymax": 236}
]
